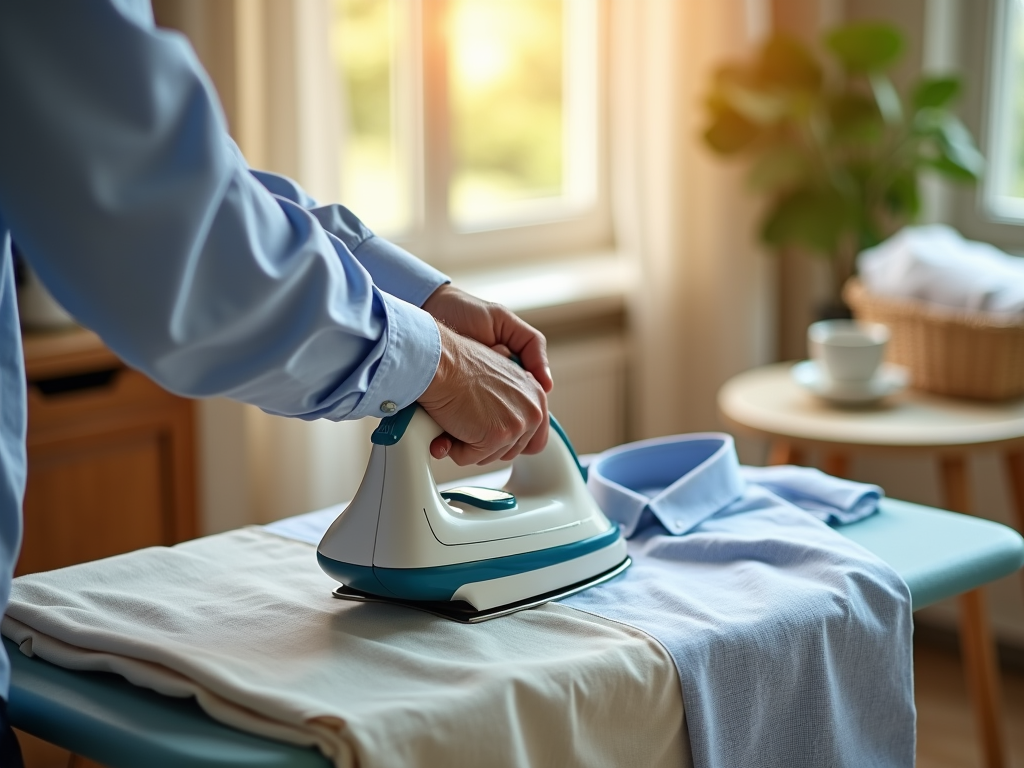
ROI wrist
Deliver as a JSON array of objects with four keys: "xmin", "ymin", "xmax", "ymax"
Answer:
[
  {"xmin": 422, "ymin": 282, "xmax": 456, "ymax": 313},
  {"xmin": 420, "ymin": 320, "xmax": 459, "ymax": 408}
]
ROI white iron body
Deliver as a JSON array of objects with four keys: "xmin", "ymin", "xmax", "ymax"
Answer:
[{"xmin": 317, "ymin": 406, "xmax": 628, "ymax": 613}]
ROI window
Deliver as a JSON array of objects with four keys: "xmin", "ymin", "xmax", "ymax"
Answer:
[
  {"xmin": 331, "ymin": 0, "xmax": 610, "ymax": 269},
  {"xmin": 982, "ymin": 0, "xmax": 1024, "ymax": 222}
]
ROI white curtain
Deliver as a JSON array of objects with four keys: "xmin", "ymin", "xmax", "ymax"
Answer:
[{"xmin": 611, "ymin": 0, "xmax": 776, "ymax": 441}]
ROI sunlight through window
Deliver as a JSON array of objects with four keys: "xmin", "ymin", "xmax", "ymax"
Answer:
[
  {"xmin": 985, "ymin": 0, "xmax": 1024, "ymax": 220},
  {"xmin": 331, "ymin": 0, "xmax": 606, "ymax": 265},
  {"xmin": 332, "ymin": 0, "xmax": 411, "ymax": 235},
  {"xmin": 448, "ymin": 0, "xmax": 564, "ymax": 224}
]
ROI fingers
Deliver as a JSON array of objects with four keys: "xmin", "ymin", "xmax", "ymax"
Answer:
[
  {"xmin": 522, "ymin": 411, "xmax": 550, "ymax": 455},
  {"xmin": 447, "ymin": 405, "xmax": 544, "ymax": 466},
  {"xmin": 430, "ymin": 434, "xmax": 453, "ymax": 460},
  {"xmin": 418, "ymin": 325, "xmax": 549, "ymax": 467},
  {"xmin": 420, "ymin": 283, "xmax": 553, "ymax": 394},
  {"xmin": 495, "ymin": 311, "xmax": 553, "ymax": 393}
]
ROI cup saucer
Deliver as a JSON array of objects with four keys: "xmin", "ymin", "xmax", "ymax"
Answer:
[{"xmin": 791, "ymin": 360, "xmax": 909, "ymax": 405}]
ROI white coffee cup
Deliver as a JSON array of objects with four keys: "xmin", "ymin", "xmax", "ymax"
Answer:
[{"xmin": 808, "ymin": 320, "xmax": 889, "ymax": 384}]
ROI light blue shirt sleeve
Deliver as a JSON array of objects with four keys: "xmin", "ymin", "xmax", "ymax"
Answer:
[
  {"xmin": 232, "ymin": 143, "xmax": 451, "ymax": 309},
  {"xmin": 0, "ymin": 0, "xmax": 441, "ymax": 422}
]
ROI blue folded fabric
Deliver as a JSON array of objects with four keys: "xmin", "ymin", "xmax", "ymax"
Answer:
[
  {"xmin": 740, "ymin": 464, "xmax": 883, "ymax": 526},
  {"xmin": 587, "ymin": 433, "xmax": 883, "ymax": 537}
]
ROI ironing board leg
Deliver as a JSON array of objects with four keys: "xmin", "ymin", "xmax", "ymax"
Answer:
[
  {"xmin": 958, "ymin": 590, "xmax": 1007, "ymax": 768},
  {"xmin": 941, "ymin": 454, "xmax": 1008, "ymax": 768},
  {"xmin": 767, "ymin": 440, "xmax": 803, "ymax": 466}
]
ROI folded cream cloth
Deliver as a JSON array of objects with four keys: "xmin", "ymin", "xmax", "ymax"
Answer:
[{"xmin": 1, "ymin": 527, "xmax": 688, "ymax": 768}]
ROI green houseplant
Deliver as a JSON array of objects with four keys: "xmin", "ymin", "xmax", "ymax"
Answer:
[{"xmin": 702, "ymin": 21, "xmax": 984, "ymax": 313}]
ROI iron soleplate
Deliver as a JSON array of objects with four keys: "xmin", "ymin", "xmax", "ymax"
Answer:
[{"xmin": 331, "ymin": 556, "xmax": 631, "ymax": 624}]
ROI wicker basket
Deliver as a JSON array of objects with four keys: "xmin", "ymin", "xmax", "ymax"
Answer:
[{"xmin": 843, "ymin": 278, "xmax": 1024, "ymax": 401}]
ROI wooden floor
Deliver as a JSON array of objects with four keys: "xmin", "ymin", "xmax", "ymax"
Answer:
[
  {"xmin": 916, "ymin": 639, "xmax": 1024, "ymax": 768},
  {"xmin": 15, "ymin": 636, "xmax": 1024, "ymax": 768}
]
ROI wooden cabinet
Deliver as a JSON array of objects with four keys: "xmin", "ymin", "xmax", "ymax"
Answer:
[{"xmin": 17, "ymin": 328, "xmax": 197, "ymax": 576}]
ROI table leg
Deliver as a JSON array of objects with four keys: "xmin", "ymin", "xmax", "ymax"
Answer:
[
  {"xmin": 822, "ymin": 452, "xmax": 848, "ymax": 479},
  {"xmin": 767, "ymin": 440, "xmax": 803, "ymax": 466},
  {"xmin": 941, "ymin": 455, "xmax": 1008, "ymax": 768},
  {"xmin": 1003, "ymin": 451, "xmax": 1024, "ymax": 598}
]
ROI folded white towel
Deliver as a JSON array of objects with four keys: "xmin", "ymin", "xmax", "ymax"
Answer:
[{"xmin": 857, "ymin": 224, "xmax": 1024, "ymax": 315}]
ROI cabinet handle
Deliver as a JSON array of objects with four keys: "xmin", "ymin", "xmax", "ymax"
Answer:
[{"xmin": 31, "ymin": 368, "xmax": 121, "ymax": 397}]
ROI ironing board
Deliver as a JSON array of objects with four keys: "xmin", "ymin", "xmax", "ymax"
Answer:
[{"xmin": 6, "ymin": 497, "xmax": 1023, "ymax": 768}]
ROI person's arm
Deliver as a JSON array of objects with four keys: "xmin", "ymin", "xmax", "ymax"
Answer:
[
  {"xmin": 237, "ymin": 152, "xmax": 451, "ymax": 309},
  {"xmin": 244, "ymin": 164, "xmax": 554, "ymax": 395},
  {"xmin": 0, "ymin": 1, "xmax": 435, "ymax": 422},
  {"xmin": 0, "ymin": 1, "xmax": 547, "ymax": 463}
]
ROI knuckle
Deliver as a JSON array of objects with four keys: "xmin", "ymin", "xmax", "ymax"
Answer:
[
  {"xmin": 526, "ymin": 401, "xmax": 544, "ymax": 426},
  {"xmin": 502, "ymin": 419, "xmax": 525, "ymax": 442}
]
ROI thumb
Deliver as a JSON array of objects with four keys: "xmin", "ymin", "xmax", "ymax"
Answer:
[{"xmin": 430, "ymin": 434, "xmax": 453, "ymax": 459}]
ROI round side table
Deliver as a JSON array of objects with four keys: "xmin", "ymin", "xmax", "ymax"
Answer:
[{"xmin": 718, "ymin": 362, "xmax": 1024, "ymax": 768}]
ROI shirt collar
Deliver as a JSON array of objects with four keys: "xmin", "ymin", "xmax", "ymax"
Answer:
[{"xmin": 587, "ymin": 433, "xmax": 745, "ymax": 537}]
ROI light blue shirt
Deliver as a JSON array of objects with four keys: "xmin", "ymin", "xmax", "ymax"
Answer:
[{"xmin": 0, "ymin": 0, "xmax": 448, "ymax": 697}]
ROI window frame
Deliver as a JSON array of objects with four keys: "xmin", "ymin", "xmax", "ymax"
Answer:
[
  {"xmin": 980, "ymin": 0, "xmax": 1024, "ymax": 223},
  {"xmin": 947, "ymin": 0, "xmax": 1024, "ymax": 252},
  {"xmin": 341, "ymin": 0, "xmax": 614, "ymax": 271}
]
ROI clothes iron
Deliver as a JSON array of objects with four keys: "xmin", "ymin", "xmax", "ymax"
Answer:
[{"xmin": 317, "ymin": 404, "xmax": 629, "ymax": 623}]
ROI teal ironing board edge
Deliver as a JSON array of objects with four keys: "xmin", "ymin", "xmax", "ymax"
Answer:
[
  {"xmin": 2, "ymin": 637, "xmax": 329, "ymax": 768},
  {"xmin": 838, "ymin": 498, "xmax": 1024, "ymax": 610}
]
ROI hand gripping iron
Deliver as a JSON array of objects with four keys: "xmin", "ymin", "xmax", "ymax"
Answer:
[{"xmin": 317, "ymin": 404, "xmax": 629, "ymax": 622}]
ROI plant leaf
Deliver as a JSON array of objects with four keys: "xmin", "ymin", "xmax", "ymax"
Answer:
[
  {"xmin": 869, "ymin": 73, "xmax": 903, "ymax": 124},
  {"xmin": 719, "ymin": 83, "xmax": 791, "ymax": 125},
  {"xmin": 756, "ymin": 35, "xmax": 823, "ymax": 91},
  {"xmin": 703, "ymin": 106, "xmax": 759, "ymax": 154},
  {"xmin": 921, "ymin": 155, "xmax": 980, "ymax": 182},
  {"xmin": 825, "ymin": 22, "xmax": 904, "ymax": 74},
  {"xmin": 911, "ymin": 76, "xmax": 961, "ymax": 109},
  {"xmin": 884, "ymin": 171, "xmax": 920, "ymax": 219},
  {"xmin": 911, "ymin": 107, "xmax": 948, "ymax": 135},
  {"xmin": 924, "ymin": 114, "xmax": 985, "ymax": 179},
  {"xmin": 761, "ymin": 188, "xmax": 852, "ymax": 255},
  {"xmin": 747, "ymin": 147, "xmax": 810, "ymax": 192},
  {"xmin": 828, "ymin": 91, "xmax": 884, "ymax": 144}
]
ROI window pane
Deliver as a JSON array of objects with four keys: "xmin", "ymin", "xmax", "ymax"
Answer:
[
  {"xmin": 985, "ymin": 0, "xmax": 1024, "ymax": 220},
  {"xmin": 1007, "ymin": 5, "xmax": 1024, "ymax": 198},
  {"xmin": 332, "ymin": 0, "xmax": 410, "ymax": 234},
  {"xmin": 448, "ymin": 0, "xmax": 567, "ymax": 226}
]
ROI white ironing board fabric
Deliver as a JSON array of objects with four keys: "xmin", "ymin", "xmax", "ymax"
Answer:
[{"xmin": 2, "ymin": 528, "xmax": 690, "ymax": 768}]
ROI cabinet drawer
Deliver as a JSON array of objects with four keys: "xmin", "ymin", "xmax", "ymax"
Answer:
[
  {"xmin": 20, "ymin": 358, "xmax": 196, "ymax": 575},
  {"xmin": 26, "ymin": 366, "xmax": 183, "ymax": 444},
  {"xmin": 19, "ymin": 426, "xmax": 174, "ymax": 575}
]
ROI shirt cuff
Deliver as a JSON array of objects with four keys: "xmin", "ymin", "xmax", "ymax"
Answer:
[
  {"xmin": 343, "ymin": 291, "xmax": 442, "ymax": 420},
  {"xmin": 351, "ymin": 236, "xmax": 450, "ymax": 308},
  {"xmin": 307, "ymin": 204, "xmax": 449, "ymax": 307}
]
